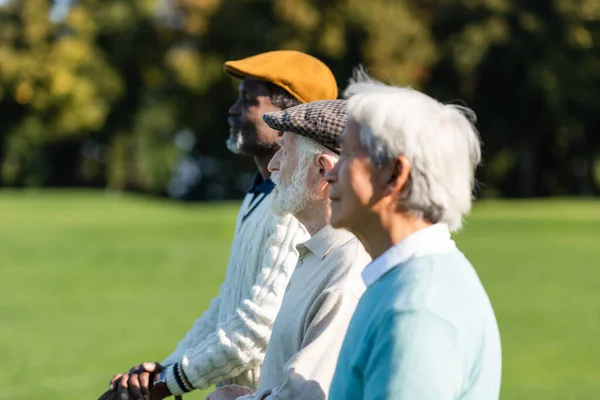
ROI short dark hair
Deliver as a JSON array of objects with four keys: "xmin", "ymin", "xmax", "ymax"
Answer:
[{"xmin": 265, "ymin": 82, "xmax": 302, "ymax": 110}]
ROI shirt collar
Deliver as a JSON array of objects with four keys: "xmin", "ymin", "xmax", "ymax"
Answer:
[
  {"xmin": 361, "ymin": 223, "xmax": 457, "ymax": 287},
  {"xmin": 247, "ymin": 172, "xmax": 275, "ymax": 195},
  {"xmin": 297, "ymin": 224, "xmax": 354, "ymax": 260}
]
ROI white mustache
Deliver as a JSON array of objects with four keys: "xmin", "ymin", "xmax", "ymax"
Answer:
[{"xmin": 270, "ymin": 171, "xmax": 282, "ymax": 187}]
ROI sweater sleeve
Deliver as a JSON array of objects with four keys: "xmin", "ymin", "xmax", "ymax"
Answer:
[
  {"xmin": 240, "ymin": 289, "xmax": 361, "ymax": 400},
  {"xmin": 165, "ymin": 214, "xmax": 307, "ymax": 395}
]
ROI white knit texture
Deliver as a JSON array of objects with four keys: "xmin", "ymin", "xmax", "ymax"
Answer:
[{"xmin": 162, "ymin": 191, "xmax": 309, "ymax": 390}]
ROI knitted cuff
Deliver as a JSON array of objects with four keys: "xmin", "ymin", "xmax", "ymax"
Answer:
[{"xmin": 165, "ymin": 362, "xmax": 193, "ymax": 396}]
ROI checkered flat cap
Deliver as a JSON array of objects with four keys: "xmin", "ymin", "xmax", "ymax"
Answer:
[{"xmin": 262, "ymin": 99, "xmax": 347, "ymax": 154}]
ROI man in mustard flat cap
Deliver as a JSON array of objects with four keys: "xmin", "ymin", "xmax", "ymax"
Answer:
[
  {"xmin": 101, "ymin": 51, "xmax": 338, "ymax": 400},
  {"xmin": 206, "ymin": 100, "xmax": 370, "ymax": 400}
]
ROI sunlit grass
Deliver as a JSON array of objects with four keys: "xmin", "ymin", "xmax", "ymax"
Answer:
[{"xmin": 0, "ymin": 191, "xmax": 598, "ymax": 399}]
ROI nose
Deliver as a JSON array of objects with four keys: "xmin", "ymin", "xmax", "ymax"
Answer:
[
  {"xmin": 228, "ymin": 97, "xmax": 242, "ymax": 116},
  {"xmin": 268, "ymin": 148, "xmax": 282, "ymax": 173},
  {"xmin": 325, "ymin": 161, "xmax": 338, "ymax": 184}
]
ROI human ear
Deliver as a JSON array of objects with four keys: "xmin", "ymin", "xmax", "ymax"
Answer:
[
  {"xmin": 316, "ymin": 153, "xmax": 337, "ymax": 177},
  {"xmin": 382, "ymin": 156, "xmax": 411, "ymax": 197}
]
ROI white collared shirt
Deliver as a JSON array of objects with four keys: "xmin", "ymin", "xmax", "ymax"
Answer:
[{"xmin": 361, "ymin": 223, "xmax": 457, "ymax": 287}]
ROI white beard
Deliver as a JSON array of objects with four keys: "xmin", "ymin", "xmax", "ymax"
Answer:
[
  {"xmin": 270, "ymin": 167, "xmax": 312, "ymax": 217},
  {"xmin": 226, "ymin": 129, "xmax": 244, "ymax": 154}
]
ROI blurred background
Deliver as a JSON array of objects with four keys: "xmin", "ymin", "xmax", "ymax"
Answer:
[
  {"xmin": 1, "ymin": 0, "xmax": 599, "ymax": 198},
  {"xmin": 0, "ymin": 1, "xmax": 599, "ymax": 399}
]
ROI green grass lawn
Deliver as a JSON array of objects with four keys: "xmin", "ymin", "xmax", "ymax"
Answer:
[{"xmin": 0, "ymin": 191, "xmax": 598, "ymax": 399}]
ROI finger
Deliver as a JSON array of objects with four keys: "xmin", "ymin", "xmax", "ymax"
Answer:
[
  {"xmin": 129, "ymin": 364, "xmax": 142, "ymax": 374},
  {"xmin": 118, "ymin": 373, "xmax": 130, "ymax": 400},
  {"xmin": 128, "ymin": 373, "xmax": 143, "ymax": 400},
  {"xmin": 110, "ymin": 374, "xmax": 123, "ymax": 391},
  {"xmin": 139, "ymin": 371, "xmax": 151, "ymax": 400}
]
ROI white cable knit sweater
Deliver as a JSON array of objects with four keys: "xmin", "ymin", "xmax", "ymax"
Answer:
[{"xmin": 162, "ymin": 189, "xmax": 309, "ymax": 395}]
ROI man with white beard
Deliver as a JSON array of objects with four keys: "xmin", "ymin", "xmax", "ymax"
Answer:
[
  {"xmin": 100, "ymin": 51, "xmax": 339, "ymax": 400},
  {"xmin": 206, "ymin": 100, "xmax": 372, "ymax": 400}
]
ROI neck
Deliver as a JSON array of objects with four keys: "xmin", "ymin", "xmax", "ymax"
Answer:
[
  {"xmin": 254, "ymin": 153, "xmax": 276, "ymax": 179},
  {"xmin": 355, "ymin": 212, "xmax": 432, "ymax": 260},
  {"xmin": 295, "ymin": 201, "xmax": 330, "ymax": 236}
]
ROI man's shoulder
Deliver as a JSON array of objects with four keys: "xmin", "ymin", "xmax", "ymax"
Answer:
[
  {"xmin": 320, "ymin": 236, "xmax": 370, "ymax": 297},
  {"xmin": 360, "ymin": 256, "xmax": 437, "ymax": 316},
  {"xmin": 327, "ymin": 234, "xmax": 369, "ymax": 260},
  {"xmin": 371, "ymin": 252, "xmax": 467, "ymax": 296},
  {"xmin": 367, "ymin": 252, "xmax": 493, "ymax": 331}
]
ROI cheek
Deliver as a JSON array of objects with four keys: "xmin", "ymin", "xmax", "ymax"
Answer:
[
  {"xmin": 342, "ymin": 162, "xmax": 374, "ymax": 206},
  {"xmin": 243, "ymin": 107, "xmax": 259, "ymax": 125},
  {"xmin": 330, "ymin": 161, "xmax": 365, "ymax": 228},
  {"xmin": 279, "ymin": 159, "xmax": 294, "ymax": 185},
  {"xmin": 240, "ymin": 104, "xmax": 264, "ymax": 128}
]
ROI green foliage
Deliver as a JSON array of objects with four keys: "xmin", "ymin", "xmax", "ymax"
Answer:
[{"xmin": 0, "ymin": 0, "xmax": 599, "ymax": 196}]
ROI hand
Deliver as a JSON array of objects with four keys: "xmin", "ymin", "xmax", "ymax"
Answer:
[
  {"xmin": 205, "ymin": 384, "xmax": 254, "ymax": 400},
  {"xmin": 97, "ymin": 389, "xmax": 115, "ymax": 400},
  {"xmin": 108, "ymin": 362, "xmax": 166, "ymax": 400},
  {"xmin": 150, "ymin": 375, "xmax": 172, "ymax": 400}
]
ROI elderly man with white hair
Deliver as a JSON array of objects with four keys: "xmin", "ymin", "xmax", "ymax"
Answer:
[
  {"xmin": 207, "ymin": 99, "xmax": 371, "ymax": 400},
  {"xmin": 327, "ymin": 72, "xmax": 502, "ymax": 400}
]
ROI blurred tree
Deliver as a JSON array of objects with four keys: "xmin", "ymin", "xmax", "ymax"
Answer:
[
  {"xmin": 0, "ymin": 0, "xmax": 122, "ymax": 186},
  {"xmin": 426, "ymin": 0, "xmax": 600, "ymax": 197},
  {"xmin": 0, "ymin": 0, "xmax": 598, "ymax": 197}
]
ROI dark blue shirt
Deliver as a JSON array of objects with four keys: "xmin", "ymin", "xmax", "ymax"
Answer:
[
  {"xmin": 247, "ymin": 172, "xmax": 275, "ymax": 203},
  {"xmin": 242, "ymin": 173, "xmax": 275, "ymax": 224}
]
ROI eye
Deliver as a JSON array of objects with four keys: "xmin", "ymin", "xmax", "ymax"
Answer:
[{"xmin": 245, "ymin": 95, "xmax": 258, "ymax": 105}]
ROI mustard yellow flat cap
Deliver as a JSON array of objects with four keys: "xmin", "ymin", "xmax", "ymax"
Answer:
[{"xmin": 224, "ymin": 50, "xmax": 338, "ymax": 103}]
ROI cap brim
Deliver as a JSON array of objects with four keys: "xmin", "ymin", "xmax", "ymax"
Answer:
[
  {"xmin": 223, "ymin": 61, "xmax": 306, "ymax": 103},
  {"xmin": 223, "ymin": 62, "xmax": 249, "ymax": 80}
]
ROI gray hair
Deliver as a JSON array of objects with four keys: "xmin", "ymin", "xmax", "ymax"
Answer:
[
  {"xmin": 266, "ymin": 82, "xmax": 302, "ymax": 110},
  {"xmin": 295, "ymin": 134, "xmax": 339, "ymax": 197},
  {"xmin": 344, "ymin": 68, "xmax": 482, "ymax": 232}
]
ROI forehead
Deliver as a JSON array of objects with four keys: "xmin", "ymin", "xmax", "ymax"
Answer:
[
  {"xmin": 281, "ymin": 131, "xmax": 297, "ymax": 145},
  {"xmin": 239, "ymin": 77, "xmax": 271, "ymax": 96}
]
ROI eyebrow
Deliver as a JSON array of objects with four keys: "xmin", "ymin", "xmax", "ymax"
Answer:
[{"xmin": 238, "ymin": 83, "xmax": 249, "ymax": 94}]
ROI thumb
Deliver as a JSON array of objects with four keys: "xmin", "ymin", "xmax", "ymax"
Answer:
[{"xmin": 141, "ymin": 362, "xmax": 163, "ymax": 373}]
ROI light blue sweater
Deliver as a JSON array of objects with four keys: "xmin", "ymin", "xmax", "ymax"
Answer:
[{"xmin": 329, "ymin": 251, "xmax": 502, "ymax": 400}]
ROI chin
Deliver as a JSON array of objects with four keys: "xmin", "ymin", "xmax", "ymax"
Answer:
[
  {"xmin": 270, "ymin": 195, "xmax": 290, "ymax": 217},
  {"xmin": 229, "ymin": 128, "xmax": 259, "ymax": 154},
  {"xmin": 226, "ymin": 138, "xmax": 244, "ymax": 155},
  {"xmin": 330, "ymin": 215, "xmax": 346, "ymax": 229},
  {"xmin": 329, "ymin": 202, "xmax": 346, "ymax": 229}
]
